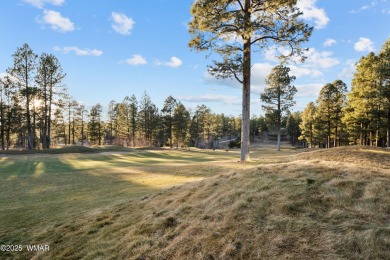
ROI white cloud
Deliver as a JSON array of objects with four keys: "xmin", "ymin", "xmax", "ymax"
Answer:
[
  {"xmin": 297, "ymin": 0, "xmax": 330, "ymax": 29},
  {"xmin": 202, "ymin": 62, "xmax": 273, "ymax": 93},
  {"xmin": 289, "ymin": 65, "xmax": 323, "ymax": 78},
  {"xmin": 338, "ymin": 59, "xmax": 356, "ymax": 78},
  {"xmin": 263, "ymin": 47, "xmax": 338, "ymax": 78},
  {"xmin": 126, "ymin": 54, "xmax": 147, "ymax": 66},
  {"xmin": 177, "ymin": 94, "xmax": 241, "ymax": 105},
  {"xmin": 351, "ymin": 1, "xmax": 390, "ymax": 14},
  {"xmin": 23, "ymin": 0, "xmax": 64, "ymax": 8},
  {"xmin": 305, "ymin": 48, "xmax": 340, "ymax": 68},
  {"xmin": 41, "ymin": 10, "xmax": 75, "ymax": 32},
  {"xmin": 54, "ymin": 46, "xmax": 103, "ymax": 56},
  {"xmin": 111, "ymin": 12, "xmax": 134, "ymax": 35},
  {"xmin": 251, "ymin": 63, "xmax": 274, "ymax": 88},
  {"xmin": 264, "ymin": 46, "xmax": 339, "ymax": 68},
  {"xmin": 361, "ymin": 1, "xmax": 378, "ymax": 10},
  {"xmin": 264, "ymin": 47, "xmax": 285, "ymax": 63},
  {"xmin": 324, "ymin": 38, "xmax": 337, "ymax": 47},
  {"xmin": 203, "ymin": 71, "xmax": 241, "ymax": 89},
  {"xmin": 165, "ymin": 57, "xmax": 183, "ymax": 68},
  {"xmin": 351, "ymin": 1, "xmax": 378, "ymax": 13},
  {"xmin": 354, "ymin": 37, "xmax": 375, "ymax": 52},
  {"xmin": 295, "ymin": 84, "xmax": 324, "ymax": 98},
  {"xmin": 155, "ymin": 57, "xmax": 183, "ymax": 68}
]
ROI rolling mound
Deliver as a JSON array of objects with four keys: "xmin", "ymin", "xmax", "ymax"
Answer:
[
  {"xmin": 296, "ymin": 145, "xmax": 390, "ymax": 170},
  {"xmin": 46, "ymin": 146, "xmax": 390, "ymax": 259}
]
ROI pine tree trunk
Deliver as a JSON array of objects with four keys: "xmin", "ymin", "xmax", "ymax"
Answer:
[
  {"xmin": 169, "ymin": 113, "xmax": 172, "ymax": 148},
  {"xmin": 370, "ymin": 131, "xmax": 373, "ymax": 146},
  {"xmin": 33, "ymin": 103, "xmax": 37, "ymax": 149},
  {"xmin": 240, "ymin": 0, "xmax": 251, "ymax": 162},
  {"xmin": 81, "ymin": 115, "xmax": 84, "ymax": 146},
  {"xmin": 47, "ymin": 83, "xmax": 53, "ymax": 149},
  {"xmin": 132, "ymin": 128, "xmax": 135, "ymax": 147},
  {"xmin": 388, "ymin": 108, "xmax": 390, "ymax": 148},
  {"xmin": 310, "ymin": 125, "xmax": 313, "ymax": 148},
  {"xmin": 72, "ymin": 114, "xmax": 75, "ymax": 145},
  {"xmin": 277, "ymin": 85, "xmax": 281, "ymax": 152},
  {"xmin": 6, "ymin": 109, "xmax": 11, "ymax": 150},
  {"xmin": 98, "ymin": 120, "xmax": 101, "ymax": 146},
  {"xmin": 376, "ymin": 129, "xmax": 379, "ymax": 147},
  {"xmin": 327, "ymin": 120, "xmax": 331, "ymax": 149},
  {"xmin": 42, "ymin": 79, "xmax": 48, "ymax": 150},
  {"xmin": 68, "ymin": 105, "xmax": 71, "ymax": 145},
  {"xmin": 0, "ymin": 94, "xmax": 4, "ymax": 150}
]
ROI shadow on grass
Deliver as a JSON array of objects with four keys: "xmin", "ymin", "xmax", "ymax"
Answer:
[{"xmin": 0, "ymin": 150, "xmax": 239, "ymax": 259}]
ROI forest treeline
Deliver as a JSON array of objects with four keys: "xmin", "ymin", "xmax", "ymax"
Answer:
[
  {"xmin": 0, "ymin": 38, "xmax": 389, "ymax": 150},
  {"xmin": 0, "ymin": 43, "xmax": 250, "ymax": 149},
  {"xmin": 300, "ymin": 38, "xmax": 390, "ymax": 148}
]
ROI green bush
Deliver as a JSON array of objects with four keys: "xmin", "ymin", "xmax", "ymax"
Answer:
[{"xmin": 228, "ymin": 139, "xmax": 241, "ymax": 149}]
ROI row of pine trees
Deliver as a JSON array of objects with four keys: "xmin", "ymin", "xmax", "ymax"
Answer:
[
  {"xmin": 300, "ymin": 38, "xmax": 390, "ymax": 148},
  {"xmin": 0, "ymin": 44, "xmax": 246, "ymax": 149},
  {"xmin": 0, "ymin": 38, "xmax": 389, "ymax": 150}
]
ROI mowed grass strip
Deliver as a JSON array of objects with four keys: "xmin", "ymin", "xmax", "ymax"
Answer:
[
  {"xmin": 0, "ymin": 148, "xmax": 243, "ymax": 259},
  {"xmin": 1, "ymin": 146, "xmax": 389, "ymax": 259}
]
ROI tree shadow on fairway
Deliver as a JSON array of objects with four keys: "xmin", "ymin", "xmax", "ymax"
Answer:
[
  {"xmin": 0, "ymin": 152, "xmax": 236, "ymax": 259},
  {"xmin": 0, "ymin": 147, "xmax": 269, "ymax": 259}
]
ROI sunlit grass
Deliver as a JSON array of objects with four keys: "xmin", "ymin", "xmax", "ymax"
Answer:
[
  {"xmin": 1, "ymin": 145, "xmax": 389, "ymax": 259},
  {"xmin": 0, "ymin": 148, "xmax": 246, "ymax": 258}
]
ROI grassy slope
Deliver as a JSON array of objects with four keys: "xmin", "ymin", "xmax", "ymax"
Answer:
[{"xmin": 1, "ymin": 146, "xmax": 390, "ymax": 259}]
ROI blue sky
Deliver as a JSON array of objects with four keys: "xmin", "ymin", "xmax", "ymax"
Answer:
[{"xmin": 0, "ymin": 0, "xmax": 389, "ymax": 116}]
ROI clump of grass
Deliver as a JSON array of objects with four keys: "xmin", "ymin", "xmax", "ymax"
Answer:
[{"xmin": 163, "ymin": 217, "xmax": 178, "ymax": 228}]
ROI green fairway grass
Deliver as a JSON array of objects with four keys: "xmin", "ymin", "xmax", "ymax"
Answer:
[
  {"xmin": 0, "ymin": 148, "xmax": 247, "ymax": 258},
  {"xmin": 2, "ymin": 146, "xmax": 388, "ymax": 259}
]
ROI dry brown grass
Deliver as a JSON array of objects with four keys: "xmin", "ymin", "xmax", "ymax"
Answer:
[
  {"xmin": 1, "ymin": 146, "xmax": 390, "ymax": 259},
  {"xmin": 118, "ymin": 158, "xmax": 390, "ymax": 259}
]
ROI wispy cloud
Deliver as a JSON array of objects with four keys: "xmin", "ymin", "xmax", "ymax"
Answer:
[
  {"xmin": 155, "ymin": 57, "xmax": 183, "ymax": 68},
  {"xmin": 202, "ymin": 62, "xmax": 273, "ymax": 93},
  {"xmin": 350, "ymin": 0, "xmax": 390, "ymax": 14},
  {"xmin": 295, "ymin": 84, "xmax": 324, "ymax": 98},
  {"xmin": 23, "ymin": 0, "xmax": 64, "ymax": 8},
  {"xmin": 382, "ymin": 9, "xmax": 390, "ymax": 14},
  {"xmin": 263, "ymin": 46, "xmax": 338, "ymax": 78},
  {"xmin": 324, "ymin": 38, "xmax": 337, "ymax": 47},
  {"xmin": 288, "ymin": 65, "xmax": 322, "ymax": 78},
  {"xmin": 177, "ymin": 94, "xmax": 241, "ymax": 105},
  {"xmin": 125, "ymin": 54, "xmax": 147, "ymax": 65},
  {"xmin": 354, "ymin": 37, "xmax": 375, "ymax": 52},
  {"xmin": 111, "ymin": 12, "xmax": 134, "ymax": 35},
  {"xmin": 54, "ymin": 46, "xmax": 103, "ymax": 56},
  {"xmin": 351, "ymin": 1, "xmax": 378, "ymax": 13},
  {"xmin": 305, "ymin": 48, "xmax": 340, "ymax": 68},
  {"xmin": 338, "ymin": 59, "xmax": 356, "ymax": 78},
  {"xmin": 297, "ymin": 0, "xmax": 330, "ymax": 29},
  {"xmin": 40, "ymin": 10, "xmax": 75, "ymax": 32}
]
